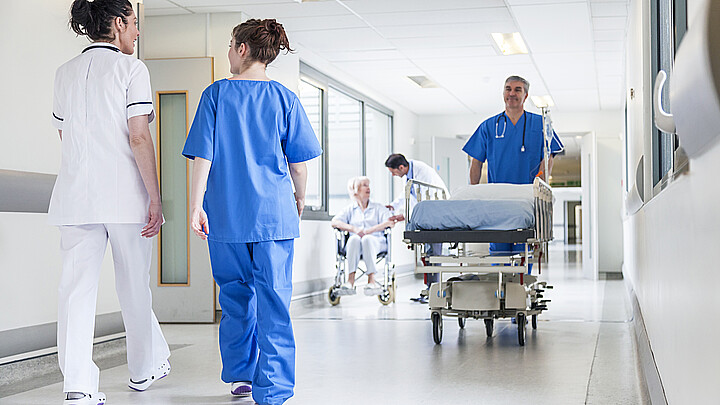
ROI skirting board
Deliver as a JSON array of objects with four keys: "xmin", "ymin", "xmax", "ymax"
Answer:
[
  {"xmin": 624, "ymin": 276, "xmax": 668, "ymax": 405},
  {"xmin": 0, "ymin": 311, "xmax": 124, "ymax": 363}
]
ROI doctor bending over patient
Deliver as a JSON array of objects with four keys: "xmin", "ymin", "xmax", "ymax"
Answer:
[
  {"xmin": 331, "ymin": 177, "xmax": 395, "ymax": 295},
  {"xmin": 50, "ymin": 1, "xmax": 170, "ymax": 404}
]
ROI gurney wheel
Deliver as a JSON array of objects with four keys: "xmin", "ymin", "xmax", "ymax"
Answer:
[
  {"xmin": 378, "ymin": 285, "xmax": 394, "ymax": 306},
  {"xmin": 484, "ymin": 319, "xmax": 494, "ymax": 337},
  {"xmin": 431, "ymin": 312, "xmax": 443, "ymax": 344},
  {"xmin": 328, "ymin": 286, "xmax": 341, "ymax": 306},
  {"xmin": 517, "ymin": 313, "xmax": 526, "ymax": 346},
  {"xmin": 458, "ymin": 317, "xmax": 466, "ymax": 329},
  {"xmin": 531, "ymin": 314, "xmax": 537, "ymax": 330}
]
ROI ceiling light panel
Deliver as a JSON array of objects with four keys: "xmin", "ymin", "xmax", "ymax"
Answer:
[{"xmin": 491, "ymin": 32, "xmax": 528, "ymax": 55}]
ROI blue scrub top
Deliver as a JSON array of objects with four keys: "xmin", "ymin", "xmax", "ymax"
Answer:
[
  {"xmin": 462, "ymin": 111, "xmax": 564, "ymax": 184},
  {"xmin": 182, "ymin": 79, "xmax": 322, "ymax": 243}
]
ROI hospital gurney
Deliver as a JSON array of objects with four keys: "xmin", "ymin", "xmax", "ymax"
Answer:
[{"xmin": 402, "ymin": 178, "xmax": 554, "ymax": 346}]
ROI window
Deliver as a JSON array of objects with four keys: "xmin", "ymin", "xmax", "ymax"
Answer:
[
  {"xmin": 328, "ymin": 88, "xmax": 362, "ymax": 214},
  {"xmin": 651, "ymin": 0, "xmax": 687, "ymax": 190},
  {"xmin": 298, "ymin": 63, "xmax": 394, "ymax": 219},
  {"xmin": 298, "ymin": 80, "xmax": 323, "ymax": 210}
]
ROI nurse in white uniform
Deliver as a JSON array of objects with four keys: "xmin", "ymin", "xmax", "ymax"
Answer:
[{"xmin": 50, "ymin": 1, "xmax": 170, "ymax": 404}]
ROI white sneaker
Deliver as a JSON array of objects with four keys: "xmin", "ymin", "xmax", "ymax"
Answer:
[
  {"xmin": 340, "ymin": 282, "xmax": 357, "ymax": 295},
  {"xmin": 64, "ymin": 392, "xmax": 106, "ymax": 405},
  {"xmin": 230, "ymin": 381, "xmax": 252, "ymax": 397},
  {"xmin": 128, "ymin": 360, "xmax": 171, "ymax": 391},
  {"xmin": 364, "ymin": 282, "xmax": 383, "ymax": 296}
]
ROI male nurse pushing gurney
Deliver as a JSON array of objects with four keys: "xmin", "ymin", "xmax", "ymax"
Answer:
[{"xmin": 463, "ymin": 75, "xmax": 564, "ymax": 259}]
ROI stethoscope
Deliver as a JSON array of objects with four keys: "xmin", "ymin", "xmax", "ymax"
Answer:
[{"xmin": 495, "ymin": 111, "xmax": 527, "ymax": 152}]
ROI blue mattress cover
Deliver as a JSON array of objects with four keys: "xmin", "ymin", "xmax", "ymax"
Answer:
[{"xmin": 407, "ymin": 199, "xmax": 535, "ymax": 231}]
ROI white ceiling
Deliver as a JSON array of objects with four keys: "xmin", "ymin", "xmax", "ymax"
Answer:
[{"xmin": 143, "ymin": 0, "xmax": 629, "ymax": 116}]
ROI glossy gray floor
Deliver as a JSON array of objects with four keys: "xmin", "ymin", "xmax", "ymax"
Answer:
[{"xmin": 2, "ymin": 243, "xmax": 649, "ymax": 405}]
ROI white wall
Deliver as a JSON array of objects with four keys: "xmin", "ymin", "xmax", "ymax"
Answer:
[
  {"xmin": 623, "ymin": 0, "xmax": 720, "ymax": 401},
  {"xmin": 0, "ymin": 1, "xmax": 123, "ymax": 335},
  {"xmin": 143, "ymin": 12, "xmax": 418, "ymax": 287}
]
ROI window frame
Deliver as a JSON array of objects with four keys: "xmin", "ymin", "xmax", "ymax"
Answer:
[
  {"xmin": 298, "ymin": 62, "xmax": 394, "ymax": 220},
  {"xmin": 650, "ymin": 0, "xmax": 688, "ymax": 197}
]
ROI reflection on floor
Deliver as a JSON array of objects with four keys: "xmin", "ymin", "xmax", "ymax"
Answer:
[{"xmin": 2, "ymin": 242, "xmax": 649, "ymax": 404}]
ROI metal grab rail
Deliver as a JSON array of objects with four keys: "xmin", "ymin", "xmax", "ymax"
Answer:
[{"xmin": 404, "ymin": 179, "xmax": 448, "ymax": 221}]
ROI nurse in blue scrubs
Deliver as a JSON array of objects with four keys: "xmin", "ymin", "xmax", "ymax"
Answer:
[
  {"xmin": 463, "ymin": 75, "xmax": 563, "ymax": 257},
  {"xmin": 182, "ymin": 19, "xmax": 322, "ymax": 405}
]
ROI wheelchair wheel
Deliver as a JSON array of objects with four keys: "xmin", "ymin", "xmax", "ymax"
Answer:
[
  {"xmin": 378, "ymin": 284, "xmax": 394, "ymax": 306},
  {"xmin": 431, "ymin": 311, "xmax": 443, "ymax": 344},
  {"xmin": 328, "ymin": 286, "xmax": 341, "ymax": 306},
  {"xmin": 531, "ymin": 314, "xmax": 538, "ymax": 330}
]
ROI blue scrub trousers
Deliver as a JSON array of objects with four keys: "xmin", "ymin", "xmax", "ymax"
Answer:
[
  {"xmin": 490, "ymin": 243, "xmax": 533, "ymax": 274},
  {"xmin": 208, "ymin": 239, "xmax": 295, "ymax": 405}
]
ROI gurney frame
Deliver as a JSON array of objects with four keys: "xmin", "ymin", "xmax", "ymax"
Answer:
[{"xmin": 402, "ymin": 177, "xmax": 554, "ymax": 346}]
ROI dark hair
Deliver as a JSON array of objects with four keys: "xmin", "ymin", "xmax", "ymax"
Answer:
[
  {"xmin": 232, "ymin": 19, "xmax": 293, "ymax": 65},
  {"xmin": 385, "ymin": 153, "xmax": 409, "ymax": 169},
  {"xmin": 70, "ymin": 0, "xmax": 133, "ymax": 42}
]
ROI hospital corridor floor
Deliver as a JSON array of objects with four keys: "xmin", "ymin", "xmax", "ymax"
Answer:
[{"xmin": 1, "ymin": 243, "xmax": 649, "ymax": 405}]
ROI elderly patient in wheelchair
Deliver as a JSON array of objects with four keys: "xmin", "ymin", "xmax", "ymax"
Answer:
[{"xmin": 331, "ymin": 176, "xmax": 395, "ymax": 296}]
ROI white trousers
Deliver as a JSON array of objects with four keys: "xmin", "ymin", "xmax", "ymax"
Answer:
[
  {"xmin": 346, "ymin": 234, "xmax": 386, "ymax": 276},
  {"xmin": 57, "ymin": 224, "xmax": 170, "ymax": 393}
]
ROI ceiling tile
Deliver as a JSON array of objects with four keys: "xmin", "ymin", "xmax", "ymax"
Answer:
[
  {"xmin": 343, "ymin": 0, "xmax": 506, "ymax": 14},
  {"xmin": 145, "ymin": 7, "xmax": 192, "ymax": 16},
  {"xmin": 361, "ymin": 7, "xmax": 512, "ymax": 27},
  {"xmin": 551, "ymin": 89, "xmax": 600, "ymax": 111},
  {"xmin": 592, "ymin": 16, "xmax": 627, "ymax": 30},
  {"xmin": 321, "ymin": 49, "xmax": 407, "ymax": 62},
  {"xmin": 533, "ymin": 52, "xmax": 597, "ymax": 90},
  {"xmin": 291, "ymin": 28, "xmax": 394, "ymax": 52},
  {"xmin": 375, "ymin": 21, "xmax": 517, "ymax": 40},
  {"xmin": 234, "ymin": 1, "xmax": 349, "ymax": 19},
  {"xmin": 594, "ymin": 40, "xmax": 624, "ymax": 52},
  {"xmin": 280, "ymin": 14, "xmax": 365, "ymax": 32},
  {"xmin": 593, "ymin": 29, "xmax": 626, "ymax": 41},
  {"xmin": 590, "ymin": 2, "xmax": 628, "ymax": 17},
  {"xmin": 512, "ymin": 3, "xmax": 594, "ymax": 53}
]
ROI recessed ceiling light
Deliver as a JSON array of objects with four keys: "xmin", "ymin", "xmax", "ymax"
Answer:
[
  {"xmin": 407, "ymin": 75, "xmax": 439, "ymax": 89},
  {"xmin": 531, "ymin": 95, "xmax": 555, "ymax": 108},
  {"xmin": 491, "ymin": 32, "xmax": 529, "ymax": 55}
]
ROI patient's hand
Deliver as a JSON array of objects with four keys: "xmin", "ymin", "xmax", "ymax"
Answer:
[
  {"xmin": 356, "ymin": 228, "xmax": 367, "ymax": 237},
  {"xmin": 389, "ymin": 214, "xmax": 405, "ymax": 222}
]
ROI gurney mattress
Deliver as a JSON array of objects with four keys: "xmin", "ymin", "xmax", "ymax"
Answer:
[{"xmin": 407, "ymin": 199, "xmax": 535, "ymax": 231}]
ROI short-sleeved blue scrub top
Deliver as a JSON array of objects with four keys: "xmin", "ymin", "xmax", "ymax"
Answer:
[
  {"xmin": 462, "ymin": 111, "xmax": 564, "ymax": 184},
  {"xmin": 182, "ymin": 79, "xmax": 322, "ymax": 243}
]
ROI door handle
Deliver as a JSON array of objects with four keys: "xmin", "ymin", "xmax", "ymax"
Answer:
[{"xmin": 654, "ymin": 70, "xmax": 676, "ymax": 133}]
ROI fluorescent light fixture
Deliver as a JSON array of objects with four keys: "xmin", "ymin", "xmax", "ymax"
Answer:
[
  {"xmin": 491, "ymin": 32, "xmax": 529, "ymax": 55},
  {"xmin": 407, "ymin": 75, "xmax": 439, "ymax": 89},
  {"xmin": 531, "ymin": 95, "xmax": 555, "ymax": 108}
]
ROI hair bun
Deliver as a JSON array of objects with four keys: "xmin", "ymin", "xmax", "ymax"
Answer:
[{"xmin": 263, "ymin": 19, "xmax": 281, "ymax": 34}]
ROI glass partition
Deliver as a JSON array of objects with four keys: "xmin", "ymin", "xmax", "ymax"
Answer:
[
  {"xmin": 158, "ymin": 92, "xmax": 189, "ymax": 285},
  {"xmin": 364, "ymin": 107, "xmax": 392, "ymax": 204},
  {"xmin": 298, "ymin": 80, "xmax": 323, "ymax": 210}
]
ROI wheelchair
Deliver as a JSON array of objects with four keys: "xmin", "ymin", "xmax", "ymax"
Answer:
[{"xmin": 327, "ymin": 228, "xmax": 396, "ymax": 306}]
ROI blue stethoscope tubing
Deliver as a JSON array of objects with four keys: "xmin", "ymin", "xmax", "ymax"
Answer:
[{"xmin": 495, "ymin": 111, "xmax": 527, "ymax": 152}]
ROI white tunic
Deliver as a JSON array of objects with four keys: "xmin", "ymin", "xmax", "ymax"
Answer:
[
  {"xmin": 49, "ymin": 43, "xmax": 155, "ymax": 225},
  {"xmin": 390, "ymin": 159, "xmax": 450, "ymax": 213}
]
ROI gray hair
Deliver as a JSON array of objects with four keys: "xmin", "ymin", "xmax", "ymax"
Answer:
[
  {"xmin": 504, "ymin": 75, "xmax": 529, "ymax": 94},
  {"xmin": 347, "ymin": 176, "xmax": 370, "ymax": 201}
]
